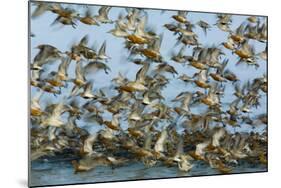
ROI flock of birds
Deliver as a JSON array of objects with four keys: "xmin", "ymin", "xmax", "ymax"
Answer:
[{"xmin": 30, "ymin": 2, "xmax": 267, "ymax": 175}]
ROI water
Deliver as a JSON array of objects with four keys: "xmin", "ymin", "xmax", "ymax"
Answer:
[{"xmin": 30, "ymin": 159, "xmax": 267, "ymax": 187}]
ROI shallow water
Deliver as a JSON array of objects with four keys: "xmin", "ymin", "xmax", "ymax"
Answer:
[{"xmin": 30, "ymin": 159, "xmax": 267, "ymax": 187}]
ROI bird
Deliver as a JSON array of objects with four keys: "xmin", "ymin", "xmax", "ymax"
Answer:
[
  {"xmin": 139, "ymin": 33, "xmax": 164, "ymax": 62},
  {"xmin": 172, "ymin": 91, "xmax": 193, "ymax": 115},
  {"xmin": 57, "ymin": 57, "xmax": 71, "ymax": 81},
  {"xmin": 222, "ymin": 36, "xmax": 237, "ymax": 51},
  {"xmin": 72, "ymin": 154, "xmax": 113, "ymax": 173},
  {"xmin": 178, "ymin": 74, "xmax": 193, "ymax": 83},
  {"xmin": 154, "ymin": 128, "xmax": 168, "ymax": 157},
  {"xmin": 31, "ymin": 44, "xmax": 62, "ymax": 70},
  {"xmin": 172, "ymin": 137, "xmax": 193, "ymax": 172},
  {"xmin": 40, "ymin": 101, "xmax": 66, "ymax": 127},
  {"xmin": 171, "ymin": 46, "xmax": 189, "ymax": 64},
  {"xmin": 80, "ymin": 133, "xmax": 98, "ymax": 155},
  {"xmin": 155, "ymin": 63, "xmax": 178, "ymax": 76},
  {"xmin": 172, "ymin": 11, "xmax": 189, "ymax": 24},
  {"xmin": 80, "ymin": 81, "xmax": 96, "ymax": 99},
  {"xmin": 96, "ymin": 41, "xmax": 110, "ymax": 61},
  {"xmin": 103, "ymin": 113, "xmax": 121, "ymax": 131},
  {"xmin": 209, "ymin": 59, "xmax": 228, "ymax": 82},
  {"xmin": 79, "ymin": 8, "xmax": 100, "ymax": 26},
  {"xmin": 193, "ymin": 70, "xmax": 211, "ymax": 89},
  {"xmin": 215, "ymin": 14, "xmax": 232, "ymax": 32},
  {"xmin": 85, "ymin": 60, "xmax": 111, "ymax": 74},
  {"xmin": 197, "ymin": 20, "xmax": 211, "ymax": 35},
  {"xmin": 224, "ymin": 69, "xmax": 239, "ymax": 82},
  {"xmin": 94, "ymin": 6, "xmax": 113, "ymax": 24},
  {"xmin": 201, "ymin": 84, "xmax": 221, "ymax": 107},
  {"xmin": 125, "ymin": 8, "xmax": 140, "ymax": 31},
  {"xmin": 31, "ymin": 2, "xmax": 52, "ymax": 19},
  {"xmin": 247, "ymin": 16, "xmax": 258, "ymax": 23},
  {"xmin": 31, "ymin": 90, "xmax": 44, "ymax": 116},
  {"xmin": 70, "ymin": 61, "xmax": 86, "ymax": 96},
  {"xmin": 29, "ymin": 4, "xmax": 267, "ymax": 178},
  {"xmin": 108, "ymin": 22, "xmax": 128, "ymax": 38},
  {"xmin": 230, "ymin": 23, "xmax": 246, "ymax": 43}
]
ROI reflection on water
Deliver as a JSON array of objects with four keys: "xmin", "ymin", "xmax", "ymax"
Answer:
[{"xmin": 30, "ymin": 159, "xmax": 266, "ymax": 187}]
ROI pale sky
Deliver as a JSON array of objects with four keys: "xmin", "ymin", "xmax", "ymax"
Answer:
[{"xmin": 30, "ymin": 2, "xmax": 267, "ymax": 133}]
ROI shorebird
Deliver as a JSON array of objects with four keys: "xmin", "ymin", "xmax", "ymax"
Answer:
[
  {"xmin": 172, "ymin": 91, "xmax": 193, "ymax": 115},
  {"xmin": 142, "ymin": 127, "xmax": 158, "ymax": 167},
  {"xmin": 80, "ymin": 133, "xmax": 98, "ymax": 156},
  {"xmin": 201, "ymin": 84, "xmax": 221, "ymax": 107},
  {"xmin": 70, "ymin": 35, "xmax": 90, "ymax": 59},
  {"xmin": 37, "ymin": 82, "xmax": 61, "ymax": 96},
  {"xmin": 140, "ymin": 34, "xmax": 163, "ymax": 62},
  {"xmin": 172, "ymin": 136, "xmax": 193, "ymax": 172},
  {"xmin": 154, "ymin": 128, "xmax": 168, "ymax": 157},
  {"xmin": 177, "ymin": 24, "xmax": 196, "ymax": 37},
  {"xmin": 257, "ymin": 21, "xmax": 267, "ymax": 42},
  {"xmin": 84, "ymin": 60, "xmax": 111, "ymax": 74},
  {"xmin": 155, "ymin": 63, "xmax": 178, "ymax": 76},
  {"xmin": 40, "ymin": 101, "xmax": 66, "ymax": 127},
  {"xmin": 197, "ymin": 20, "xmax": 211, "ymax": 35},
  {"xmin": 118, "ymin": 79, "xmax": 147, "ymax": 93},
  {"xmin": 79, "ymin": 8, "xmax": 100, "ymax": 26},
  {"xmin": 30, "ymin": 145, "xmax": 57, "ymax": 161},
  {"xmin": 222, "ymin": 36, "xmax": 236, "ymax": 51},
  {"xmin": 67, "ymin": 98, "xmax": 83, "ymax": 118},
  {"xmin": 31, "ymin": 90, "xmax": 44, "ymax": 116},
  {"xmin": 178, "ymin": 74, "xmax": 193, "ymax": 83},
  {"xmin": 172, "ymin": 11, "xmax": 189, "ymax": 24},
  {"xmin": 125, "ymin": 8, "xmax": 140, "ymax": 31},
  {"xmin": 227, "ymin": 98, "xmax": 241, "ymax": 116},
  {"xmin": 171, "ymin": 46, "xmax": 189, "ymax": 64},
  {"xmin": 45, "ymin": 71, "xmax": 66, "ymax": 88},
  {"xmin": 30, "ymin": 69, "xmax": 43, "ymax": 87},
  {"xmin": 223, "ymin": 69, "xmax": 239, "ymax": 82},
  {"xmin": 235, "ymin": 40, "xmax": 259, "ymax": 68},
  {"xmin": 193, "ymin": 70, "xmax": 211, "ymax": 89},
  {"xmin": 70, "ymin": 61, "xmax": 86, "ymax": 96},
  {"xmin": 209, "ymin": 59, "xmax": 228, "ymax": 83},
  {"xmin": 206, "ymin": 153, "xmax": 232, "ymax": 173},
  {"xmin": 31, "ymin": 2, "xmax": 52, "ymax": 18},
  {"xmin": 62, "ymin": 116, "xmax": 79, "ymax": 138},
  {"xmin": 230, "ymin": 23, "xmax": 246, "ymax": 43},
  {"xmin": 187, "ymin": 47, "xmax": 209, "ymax": 70},
  {"xmin": 48, "ymin": 5, "xmax": 80, "ymax": 28},
  {"xmin": 211, "ymin": 127, "xmax": 226, "ymax": 147},
  {"xmin": 72, "ymin": 154, "xmax": 121, "ymax": 173},
  {"xmin": 57, "ymin": 57, "xmax": 71, "ymax": 81},
  {"xmin": 31, "ymin": 44, "xmax": 62, "ymax": 70},
  {"xmin": 51, "ymin": 16, "xmax": 77, "ymax": 28},
  {"xmin": 80, "ymin": 81, "xmax": 96, "ymax": 99},
  {"xmin": 50, "ymin": 4, "xmax": 79, "ymax": 19},
  {"xmin": 108, "ymin": 22, "xmax": 128, "ymax": 38},
  {"xmin": 247, "ymin": 16, "xmax": 258, "ymax": 23},
  {"xmin": 104, "ymin": 113, "xmax": 121, "ymax": 131},
  {"xmin": 215, "ymin": 14, "xmax": 232, "ymax": 32},
  {"xmin": 163, "ymin": 23, "xmax": 179, "ymax": 32},
  {"xmin": 96, "ymin": 41, "xmax": 110, "ymax": 61},
  {"xmin": 191, "ymin": 140, "xmax": 210, "ymax": 160},
  {"xmin": 94, "ymin": 6, "xmax": 113, "ymax": 24}
]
